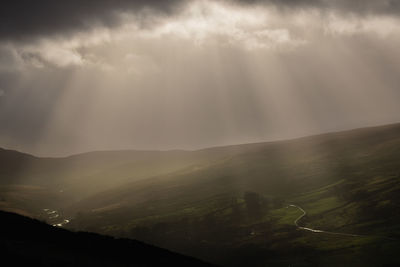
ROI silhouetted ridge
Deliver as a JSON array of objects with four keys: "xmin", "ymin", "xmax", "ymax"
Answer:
[{"xmin": 0, "ymin": 210, "xmax": 214, "ymax": 267}]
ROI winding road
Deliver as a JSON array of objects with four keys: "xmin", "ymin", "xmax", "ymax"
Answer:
[{"xmin": 287, "ymin": 204, "xmax": 365, "ymax": 237}]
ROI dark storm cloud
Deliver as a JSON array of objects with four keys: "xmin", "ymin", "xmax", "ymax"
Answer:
[
  {"xmin": 233, "ymin": 0, "xmax": 400, "ymax": 15},
  {"xmin": 1, "ymin": 0, "xmax": 400, "ymax": 42},
  {"xmin": 0, "ymin": 0, "xmax": 185, "ymax": 41}
]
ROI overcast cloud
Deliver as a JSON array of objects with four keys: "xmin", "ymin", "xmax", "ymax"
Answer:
[
  {"xmin": 1, "ymin": 0, "xmax": 400, "ymax": 41},
  {"xmin": 1, "ymin": 0, "xmax": 400, "ymax": 156}
]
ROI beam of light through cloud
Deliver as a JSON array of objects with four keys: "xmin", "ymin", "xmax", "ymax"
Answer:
[{"xmin": 0, "ymin": 0, "xmax": 400, "ymax": 156}]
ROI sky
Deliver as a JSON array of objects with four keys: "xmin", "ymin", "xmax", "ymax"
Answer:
[{"xmin": 1, "ymin": 0, "xmax": 400, "ymax": 156}]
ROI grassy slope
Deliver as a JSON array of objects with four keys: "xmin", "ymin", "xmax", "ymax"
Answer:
[
  {"xmin": 0, "ymin": 148, "xmax": 236, "ymax": 214},
  {"xmin": 66, "ymin": 123, "xmax": 400, "ymax": 266},
  {"xmin": 1, "ymin": 123, "xmax": 400, "ymax": 265},
  {"xmin": 68, "ymin": 123, "xmax": 400, "ymax": 217}
]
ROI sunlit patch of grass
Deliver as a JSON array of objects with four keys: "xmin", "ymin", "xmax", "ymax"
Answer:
[
  {"xmin": 271, "ymin": 207, "xmax": 301, "ymax": 226},
  {"xmin": 298, "ymin": 180, "xmax": 345, "ymax": 197},
  {"xmin": 302, "ymin": 196, "xmax": 343, "ymax": 216}
]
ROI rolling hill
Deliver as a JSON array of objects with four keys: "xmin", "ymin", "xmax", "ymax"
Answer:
[{"xmin": 1, "ymin": 123, "xmax": 400, "ymax": 266}]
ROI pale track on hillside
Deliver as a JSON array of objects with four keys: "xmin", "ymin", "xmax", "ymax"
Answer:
[{"xmin": 287, "ymin": 204, "xmax": 397, "ymax": 240}]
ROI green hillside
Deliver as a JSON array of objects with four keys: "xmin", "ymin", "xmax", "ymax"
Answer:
[{"xmin": 1, "ymin": 123, "xmax": 400, "ymax": 266}]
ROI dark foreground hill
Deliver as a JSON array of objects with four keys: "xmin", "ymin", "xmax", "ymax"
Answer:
[{"xmin": 0, "ymin": 210, "xmax": 214, "ymax": 267}]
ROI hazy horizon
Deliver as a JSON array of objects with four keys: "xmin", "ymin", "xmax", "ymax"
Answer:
[
  {"xmin": 2, "ymin": 120, "xmax": 400, "ymax": 157},
  {"xmin": 1, "ymin": 0, "xmax": 400, "ymax": 156}
]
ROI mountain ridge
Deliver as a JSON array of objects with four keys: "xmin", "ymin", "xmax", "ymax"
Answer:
[{"xmin": 2, "ymin": 121, "xmax": 400, "ymax": 159}]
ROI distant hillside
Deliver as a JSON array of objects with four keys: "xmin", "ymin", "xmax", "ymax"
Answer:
[
  {"xmin": 63, "ymin": 123, "xmax": 400, "ymax": 266},
  {"xmin": 67, "ymin": 122, "xmax": 400, "ymax": 217},
  {"xmin": 0, "ymin": 146, "xmax": 234, "ymax": 203},
  {"xmin": 1, "ymin": 123, "xmax": 400, "ymax": 265},
  {"xmin": 0, "ymin": 147, "xmax": 38, "ymax": 184},
  {"xmin": 0, "ymin": 210, "xmax": 214, "ymax": 267}
]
